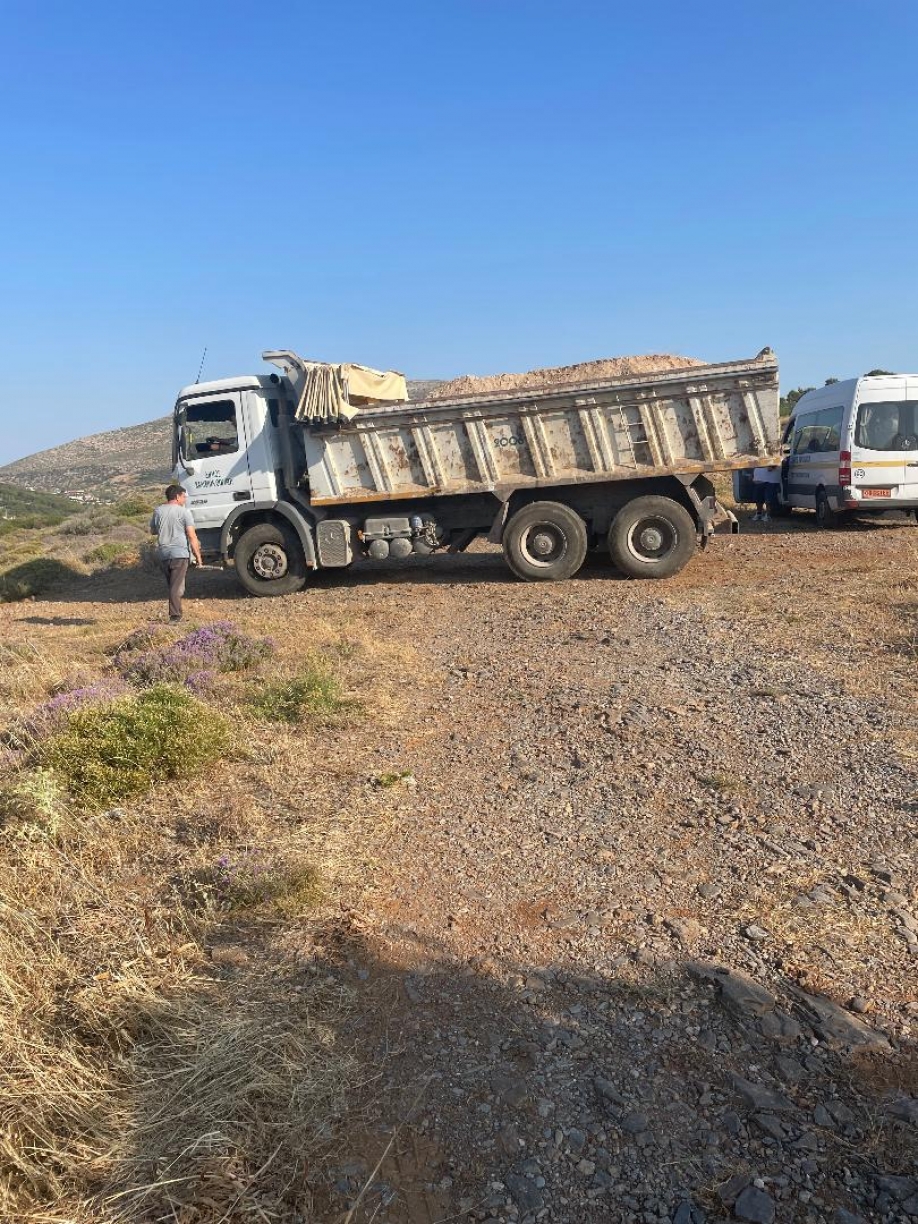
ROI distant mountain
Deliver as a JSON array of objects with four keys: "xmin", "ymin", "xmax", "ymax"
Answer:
[
  {"xmin": 0, "ymin": 417, "xmax": 173, "ymax": 497},
  {"xmin": 0, "ymin": 380, "xmax": 445, "ymax": 497}
]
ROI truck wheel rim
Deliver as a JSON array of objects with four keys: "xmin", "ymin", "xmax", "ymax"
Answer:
[
  {"xmin": 626, "ymin": 516, "xmax": 676, "ymax": 561},
  {"xmin": 252, "ymin": 543, "xmax": 289, "ymax": 580},
  {"xmin": 520, "ymin": 524, "xmax": 567, "ymax": 566}
]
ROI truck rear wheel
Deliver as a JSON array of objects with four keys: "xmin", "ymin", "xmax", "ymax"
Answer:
[
  {"xmin": 503, "ymin": 501, "xmax": 588, "ymax": 582},
  {"xmin": 234, "ymin": 522, "xmax": 307, "ymax": 597},
  {"xmin": 607, "ymin": 496, "xmax": 696, "ymax": 579}
]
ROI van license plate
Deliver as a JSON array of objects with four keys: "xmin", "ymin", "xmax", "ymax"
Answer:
[{"xmin": 862, "ymin": 487, "xmax": 893, "ymax": 499}]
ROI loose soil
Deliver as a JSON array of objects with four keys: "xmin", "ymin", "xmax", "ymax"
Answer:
[{"xmin": 427, "ymin": 355, "xmax": 706, "ymax": 400}]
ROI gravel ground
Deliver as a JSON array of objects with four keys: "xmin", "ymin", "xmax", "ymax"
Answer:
[{"xmin": 4, "ymin": 512, "xmax": 916, "ymax": 1223}]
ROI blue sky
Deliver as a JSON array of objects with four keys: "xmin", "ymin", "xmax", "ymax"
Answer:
[{"xmin": 1, "ymin": 0, "xmax": 917, "ymax": 466}]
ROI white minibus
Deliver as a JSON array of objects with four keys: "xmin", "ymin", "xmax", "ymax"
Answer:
[{"xmin": 737, "ymin": 375, "xmax": 918, "ymax": 526}]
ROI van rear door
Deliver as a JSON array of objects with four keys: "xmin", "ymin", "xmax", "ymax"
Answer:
[{"xmin": 850, "ymin": 381, "xmax": 918, "ymax": 506}]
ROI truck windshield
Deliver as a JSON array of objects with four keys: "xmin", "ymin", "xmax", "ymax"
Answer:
[
  {"xmin": 855, "ymin": 400, "xmax": 918, "ymax": 451},
  {"xmin": 177, "ymin": 399, "xmax": 239, "ymax": 459}
]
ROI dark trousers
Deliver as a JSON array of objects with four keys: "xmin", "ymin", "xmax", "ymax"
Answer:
[{"xmin": 161, "ymin": 558, "xmax": 189, "ymax": 619}]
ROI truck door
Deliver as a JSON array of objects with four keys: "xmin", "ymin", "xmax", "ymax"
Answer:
[{"xmin": 177, "ymin": 392, "xmax": 254, "ymax": 529}]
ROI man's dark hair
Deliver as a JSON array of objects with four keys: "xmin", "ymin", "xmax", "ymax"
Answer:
[{"xmin": 165, "ymin": 483, "xmax": 185, "ymax": 502}]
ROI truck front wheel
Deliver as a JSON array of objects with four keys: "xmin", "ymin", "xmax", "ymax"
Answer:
[
  {"xmin": 503, "ymin": 501, "xmax": 588, "ymax": 582},
  {"xmin": 607, "ymin": 496, "xmax": 696, "ymax": 579},
  {"xmin": 234, "ymin": 523, "xmax": 307, "ymax": 597}
]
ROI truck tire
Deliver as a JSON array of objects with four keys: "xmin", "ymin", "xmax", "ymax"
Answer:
[
  {"xmin": 503, "ymin": 501, "xmax": 588, "ymax": 582},
  {"xmin": 607, "ymin": 496, "xmax": 696, "ymax": 579},
  {"xmin": 814, "ymin": 488, "xmax": 840, "ymax": 529},
  {"xmin": 234, "ymin": 522, "xmax": 307, "ymax": 596}
]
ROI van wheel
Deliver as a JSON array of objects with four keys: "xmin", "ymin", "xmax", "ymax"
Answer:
[
  {"xmin": 234, "ymin": 523, "xmax": 307, "ymax": 596},
  {"xmin": 814, "ymin": 489, "xmax": 838, "ymax": 529},
  {"xmin": 607, "ymin": 496, "xmax": 697, "ymax": 579},
  {"xmin": 503, "ymin": 501, "xmax": 588, "ymax": 581}
]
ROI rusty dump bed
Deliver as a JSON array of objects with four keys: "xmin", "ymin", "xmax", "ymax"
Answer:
[{"xmin": 302, "ymin": 349, "xmax": 780, "ymax": 506}]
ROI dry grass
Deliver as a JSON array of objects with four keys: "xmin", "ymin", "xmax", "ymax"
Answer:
[{"xmin": 0, "ymin": 579, "xmax": 409, "ymax": 1222}]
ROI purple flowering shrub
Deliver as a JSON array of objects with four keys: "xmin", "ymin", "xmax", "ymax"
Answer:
[
  {"xmin": 197, "ymin": 848, "xmax": 322, "ymax": 913},
  {"xmin": 8, "ymin": 678, "xmax": 131, "ymax": 748},
  {"xmin": 115, "ymin": 621, "xmax": 274, "ymax": 689}
]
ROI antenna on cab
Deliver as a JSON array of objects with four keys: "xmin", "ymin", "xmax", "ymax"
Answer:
[{"xmin": 195, "ymin": 347, "xmax": 207, "ymax": 384}]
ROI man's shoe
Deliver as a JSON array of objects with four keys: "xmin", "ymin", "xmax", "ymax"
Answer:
[{"xmin": 169, "ymin": 615, "xmax": 182, "ymax": 622}]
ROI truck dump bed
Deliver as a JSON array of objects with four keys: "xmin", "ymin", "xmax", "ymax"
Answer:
[{"xmin": 298, "ymin": 349, "xmax": 780, "ymax": 507}]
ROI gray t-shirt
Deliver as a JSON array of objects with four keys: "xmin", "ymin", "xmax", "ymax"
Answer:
[{"xmin": 151, "ymin": 503, "xmax": 194, "ymax": 560}]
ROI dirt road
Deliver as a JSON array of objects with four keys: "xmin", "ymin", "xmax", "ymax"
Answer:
[{"xmin": 3, "ymin": 515, "xmax": 917, "ymax": 1223}]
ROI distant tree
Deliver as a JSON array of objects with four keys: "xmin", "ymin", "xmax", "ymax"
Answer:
[
  {"xmin": 824, "ymin": 377, "xmax": 839, "ymax": 385},
  {"xmin": 866, "ymin": 368, "xmax": 895, "ymax": 376},
  {"xmin": 779, "ymin": 386, "xmax": 813, "ymax": 418}
]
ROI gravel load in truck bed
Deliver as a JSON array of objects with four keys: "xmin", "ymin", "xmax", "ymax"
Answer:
[{"xmin": 428, "ymin": 354, "xmax": 706, "ymax": 400}]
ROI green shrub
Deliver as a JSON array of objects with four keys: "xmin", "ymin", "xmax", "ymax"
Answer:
[
  {"xmin": 200, "ymin": 849, "xmax": 323, "ymax": 914},
  {"xmin": 0, "ymin": 558, "xmax": 80, "ymax": 602},
  {"xmin": 114, "ymin": 496, "xmax": 154, "ymax": 518},
  {"xmin": 0, "ymin": 768, "xmax": 64, "ymax": 840},
  {"xmin": 83, "ymin": 541, "xmax": 136, "ymax": 567},
  {"xmin": 250, "ymin": 662, "xmax": 353, "ymax": 724},
  {"xmin": 42, "ymin": 685, "xmax": 229, "ymax": 809}
]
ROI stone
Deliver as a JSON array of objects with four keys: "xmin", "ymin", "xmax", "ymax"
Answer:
[
  {"xmin": 688, "ymin": 963, "xmax": 776, "ymax": 1018},
  {"xmin": 673, "ymin": 1203, "xmax": 706, "ymax": 1224},
  {"xmin": 621, "ymin": 1112, "xmax": 649, "ymax": 1134},
  {"xmin": 491, "ymin": 1072, "xmax": 528, "ymax": 1107},
  {"xmin": 848, "ymin": 996, "xmax": 869, "ymax": 1014},
  {"xmin": 698, "ymin": 882, "xmax": 721, "ymax": 899},
  {"xmin": 757, "ymin": 1008, "xmax": 802, "ymax": 1044},
  {"xmin": 886, "ymin": 1096, "xmax": 918, "ymax": 1125},
  {"xmin": 834, "ymin": 1211, "xmax": 868, "ymax": 1224},
  {"xmin": 594, "ymin": 1076, "xmax": 626, "ymax": 1107},
  {"xmin": 752, "ymin": 1112, "xmax": 785, "ymax": 1140},
  {"xmin": 813, "ymin": 1103, "xmax": 834, "ymax": 1128},
  {"xmin": 875, "ymin": 1174, "xmax": 918, "ymax": 1200},
  {"xmin": 666, "ymin": 916, "xmax": 704, "ymax": 945},
  {"xmin": 730, "ymin": 1074, "xmax": 794, "ymax": 1113},
  {"xmin": 505, "ymin": 1173, "xmax": 543, "ymax": 1213},
  {"xmin": 577, "ymin": 1158, "xmax": 596, "ymax": 1175},
  {"xmin": 744, "ymin": 925, "xmax": 771, "ymax": 942},
  {"xmin": 734, "ymin": 1185, "xmax": 776, "ymax": 1223},
  {"xmin": 789, "ymin": 986, "xmax": 891, "ymax": 1053},
  {"xmin": 717, "ymin": 1173, "xmax": 751, "ymax": 1205}
]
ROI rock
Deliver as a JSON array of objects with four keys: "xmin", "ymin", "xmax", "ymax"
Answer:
[
  {"xmin": 848, "ymin": 995, "xmax": 869, "ymax": 1014},
  {"xmin": 730, "ymin": 1075, "xmax": 794, "ymax": 1113},
  {"xmin": 673, "ymin": 1203, "xmax": 706, "ymax": 1224},
  {"xmin": 688, "ymin": 963, "xmax": 776, "ymax": 1017},
  {"xmin": 577, "ymin": 1158, "xmax": 596, "ymax": 1175},
  {"xmin": 788, "ymin": 986, "xmax": 891, "ymax": 1053},
  {"xmin": 834, "ymin": 1211, "xmax": 868, "ymax": 1224},
  {"xmin": 621, "ymin": 1112, "xmax": 649, "ymax": 1134},
  {"xmin": 744, "ymin": 925, "xmax": 771, "ymax": 942},
  {"xmin": 698, "ymin": 882, "xmax": 721, "ymax": 899},
  {"xmin": 491, "ymin": 1072, "xmax": 528, "ymax": 1107},
  {"xmin": 752, "ymin": 1112, "xmax": 785, "ymax": 1140},
  {"xmin": 757, "ymin": 1008, "xmax": 802, "ymax": 1044},
  {"xmin": 774, "ymin": 1056, "xmax": 805, "ymax": 1083},
  {"xmin": 594, "ymin": 1076, "xmax": 626, "ymax": 1107},
  {"xmin": 666, "ymin": 915, "xmax": 704, "ymax": 945},
  {"xmin": 717, "ymin": 1173, "xmax": 751, "ymax": 1205},
  {"xmin": 875, "ymin": 1174, "xmax": 918, "ymax": 1200},
  {"xmin": 505, "ymin": 1172, "xmax": 543, "ymax": 1213},
  {"xmin": 734, "ymin": 1185, "xmax": 776, "ymax": 1223},
  {"xmin": 886, "ymin": 1096, "xmax": 918, "ymax": 1125},
  {"xmin": 813, "ymin": 1103, "xmax": 834, "ymax": 1128}
]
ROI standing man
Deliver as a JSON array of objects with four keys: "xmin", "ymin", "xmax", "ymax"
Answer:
[
  {"xmin": 751, "ymin": 464, "xmax": 781, "ymax": 523},
  {"xmin": 150, "ymin": 484, "xmax": 202, "ymax": 621}
]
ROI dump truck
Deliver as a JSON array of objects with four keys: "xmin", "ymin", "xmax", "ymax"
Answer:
[{"xmin": 171, "ymin": 347, "xmax": 780, "ymax": 595}]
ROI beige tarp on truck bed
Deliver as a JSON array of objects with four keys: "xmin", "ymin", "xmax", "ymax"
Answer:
[{"xmin": 294, "ymin": 362, "xmax": 408, "ymax": 423}]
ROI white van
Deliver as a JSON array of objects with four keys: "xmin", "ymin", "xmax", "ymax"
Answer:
[{"xmin": 777, "ymin": 375, "xmax": 918, "ymax": 525}]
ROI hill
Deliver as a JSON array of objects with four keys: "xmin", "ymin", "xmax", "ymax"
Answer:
[
  {"xmin": 0, "ymin": 482, "xmax": 79, "ymax": 536},
  {"xmin": 0, "ymin": 380, "xmax": 445, "ymax": 498},
  {"xmin": 0, "ymin": 417, "xmax": 172, "ymax": 498}
]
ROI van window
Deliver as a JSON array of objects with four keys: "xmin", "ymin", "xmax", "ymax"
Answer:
[
  {"xmin": 792, "ymin": 407, "xmax": 842, "ymax": 454},
  {"xmin": 855, "ymin": 400, "xmax": 918, "ymax": 451}
]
